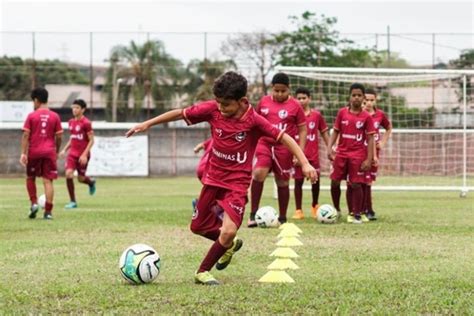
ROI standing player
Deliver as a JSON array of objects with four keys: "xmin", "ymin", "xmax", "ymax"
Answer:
[
  {"xmin": 362, "ymin": 88, "xmax": 392, "ymax": 220},
  {"xmin": 292, "ymin": 87, "xmax": 330, "ymax": 219},
  {"xmin": 126, "ymin": 71, "xmax": 316, "ymax": 285},
  {"xmin": 59, "ymin": 99, "xmax": 96, "ymax": 209},
  {"xmin": 327, "ymin": 83, "xmax": 375, "ymax": 224},
  {"xmin": 248, "ymin": 73, "xmax": 307, "ymax": 227},
  {"xmin": 20, "ymin": 87, "xmax": 63, "ymax": 220}
]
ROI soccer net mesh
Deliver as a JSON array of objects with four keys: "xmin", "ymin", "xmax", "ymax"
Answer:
[{"xmin": 277, "ymin": 66, "xmax": 474, "ymax": 195}]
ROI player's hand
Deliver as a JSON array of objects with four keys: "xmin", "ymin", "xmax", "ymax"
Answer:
[
  {"xmin": 126, "ymin": 123, "xmax": 149, "ymax": 138},
  {"xmin": 292, "ymin": 156, "xmax": 301, "ymax": 167},
  {"xmin": 19, "ymin": 154, "xmax": 28, "ymax": 167},
  {"xmin": 59, "ymin": 150, "xmax": 66, "ymax": 159},
  {"xmin": 79, "ymin": 155, "xmax": 88, "ymax": 166},
  {"xmin": 327, "ymin": 149, "xmax": 336, "ymax": 162},
  {"xmin": 376, "ymin": 143, "xmax": 382, "ymax": 150},
  {"xmin": 373, "ymin": 156, "xmax": 379, "ymax": 167},
  {"xmin": 193, "ymin": 143, "xmax": 204, "ymax": 154},
  {"xmin": 361, "ymin": 159, "xmax": 372, "ymax": 171},
  {"xmin": 302, "ymin": 163, "xmax": 317, "ymax": 183}
]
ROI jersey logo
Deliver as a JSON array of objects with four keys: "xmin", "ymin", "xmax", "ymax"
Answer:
[
  {"xmin": 356, "ymin": 121, "xmax": 364, "ymax": 129},
  {"xmin": 341, "ymin": 120, "xmax": 349, "ymax": 126},
  {"xmin": 75, "ymin": 125, "xmax": 81, "ymax": 132},
  {"xmin": 260, "ymin": 108, "xmax": 269, "ymax": 115},
  {"xmin": 278, "ymin": 109, "xmax": 288, "ymax": 119},
  {"xmin": 309, "ymin": 122, "xmax": 316, "ymax": 129},
  {"xmin": 215, "ymin": 128, "xmax": 223, "ymax": 137},
  {"xmin": 374, "ymin": 122, "xmax": 380, "ymax": 129},
  {"xmin": 235, "ymin": 132, "xmax": 246, "ymax": 142}
]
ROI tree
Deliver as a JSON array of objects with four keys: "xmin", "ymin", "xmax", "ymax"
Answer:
[
  {"xmin": 107, "ymin": 40, "xmax": 184, "ymax": 119},
  {"xmin": 274, "ymin": 11, "xmax": 346, "ymax": 67},
  {"xmin": 221, "ymin": 32, "xmax": 281, "ymax": 94},
  {"xmin": 185, "ymin": 58, "xmax": 236, "ymax": 102},
  {"xmin": 450, "ymin": 49, "xmax": 474, "ymax": 104},
  {"xmin": 0, "ymin": 56, "xmax": 89, "ymax": 101}
]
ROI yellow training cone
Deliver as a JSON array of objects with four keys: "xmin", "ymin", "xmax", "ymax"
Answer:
[
  {"xmin": 279, "ymin": 223, "xmax": 303, "ymax": 233},
  {"xmin": 277, "ymin": 229, "xmax": 300, "ymax": 238},
  {"xmin": 258, "ymin": 270, "xmax": 295, "ymax": 283},
  {"xmin": 267, "ymin": 258, "xmax": 300, "ymax": 270},
  {"xmin": 276, "ymin": 237, "xmax": 303, "ymax": 247},
  {"xmin": 270, "ymin": 247, "xmax": 299, "ymax": 258}
]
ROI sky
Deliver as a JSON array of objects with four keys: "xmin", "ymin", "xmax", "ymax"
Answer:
[{"xmin": 0, "ymin": 0, "xmax": 473, "ymax": 66}]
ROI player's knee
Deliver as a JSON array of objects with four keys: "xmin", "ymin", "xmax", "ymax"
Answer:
[
  {"xmin": 219, "ymin": 227, "xmax": 236, "ymax": 246},
  {"xmin": 78, "ymin": 176, "xmax": 85, "ymax": 182},
  {"xmin": 252, "ymin": 169, "xmax": 267, "ymax": 182},
  {"xmin": 65, "ymin": 170, "xmax": 74, "ymax": 178}
]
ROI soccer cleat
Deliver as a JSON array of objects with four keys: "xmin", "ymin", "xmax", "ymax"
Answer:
[
  {"xmin": 291, "ymin": 209, "xmax": 304, "ymax": 220},
  {"xmin": 43, "ymin": 213, "xmax": 53, "ymax": 220},
  {"xmin": 89, "ymin": 179, "xmax": 96, "ymax": 196},
  {"xmin": 216, "ymin": 238, "xmax": 243, "ymax": 270},
  {"xmin": 29, "ymin": 204, "xmax": 39, "ymax": 219},
  {"xmin": 361, "ymin": 214, "xmax": 370, "ymax": 223},
  {"xmin": 247, "ymin": 214, "xmax": 258, "ymax": 228},
  {"xmin": 352, "ymin": 215, "xmax": 363, "ymax": 224},
  {"xmin": 194, "ymin": 271, "xmax": 219, "ymax": 285},
  {"xmin": 311, "ymin": 204, "xmax": 319, "ymax": 219},
  {"xmin": 367, "ymin": 211, "xmax": 377, "ymax": 221},
  {"xmin": 346, "ymin": 214, "xmax": 354, "ymax": 223},
  {"xmin": 64, "ymin": 201, "xmax": 78, "ymax": 209}
]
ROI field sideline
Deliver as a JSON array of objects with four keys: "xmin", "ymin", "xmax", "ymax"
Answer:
[{"xmin": 0, "ymin": 177, "xmax": 473, "ymax": 314}]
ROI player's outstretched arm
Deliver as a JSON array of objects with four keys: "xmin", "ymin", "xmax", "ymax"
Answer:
[
  {"xmin": 126, "ymin": 109, "xmax": 184, "ymax": 138},
  {"xmin": 279, "ymin": 133, "xmax": 317, "ymax": 183}
]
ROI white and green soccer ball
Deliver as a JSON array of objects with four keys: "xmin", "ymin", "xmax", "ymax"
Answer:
[
  {"xmin": 119, "ymin": 243, "xmax": 161, "ymax": 284},
  {"xmin": 316, "ymin": 204, "xmax": 338, "ymax": 224},
  {"xmin": 255, "ymin": 206, "xmax": 279, "ymax": 228}
]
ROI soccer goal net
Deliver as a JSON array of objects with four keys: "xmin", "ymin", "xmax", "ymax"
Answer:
[{"xmin": 277, "ymin": 66, "xmax": 474, "ymax": 196}]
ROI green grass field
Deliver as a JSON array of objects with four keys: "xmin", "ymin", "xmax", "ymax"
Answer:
[{"xmin": 1, "ymin": 177, "xmax": 473, "ymax": 314}]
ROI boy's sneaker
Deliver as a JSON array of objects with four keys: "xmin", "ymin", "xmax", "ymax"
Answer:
[
  {"xmin": 361, "ymin": 214, "xmax": 370, "ymax": 223},
  {"xmin": 367, "ymin": 211, "xmax": 377, "ymax": 221},
  {"xmin": 292, "ymin": 209, "xmax": 304, "ymax": 220},
  {"xmin": 65, "ymin": 201, "xmax": 78, "ymax": 209},
  {"xmin": 311, "ymin": 204, "xmax": 319, "ymax": 219},
  {"xmin": 43, "ymin": 213, "xmax": 53, "ymax": 220},
  {"xmin": 29, "ymin": 204, "xmax": 39, "ymax": 219},
  {"xmin": 216, "ymin": 238, "xmax": 243, "ymax": 270},
  {"xmin": 352, "ymin": 215, "xmax": 363, "ymax": 224},
  {"xmin": 194, "ymin": 271, "xmax": 219, "ymax": 285},
  {"xmin": 89, "ymin": 179, "xmax": 96, "ymax": 196},
  {"xmin": 347, "ymin": 213, "xmax": 355, "ymax": 223}
]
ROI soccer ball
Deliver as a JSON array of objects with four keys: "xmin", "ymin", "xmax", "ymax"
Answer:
[
  {"xmin": 119, "ymin": 243, "xmax": 161, "ymax": 284},
  {"xmin": 255, "ymin": 206, "xmax": 279, "ymax": 228},
  {"xmin": 38, "ymin": 194, "xmax": 46, "ymax": 208},
  {"xmin": 316, "ymin": 204, "xmax": 338, "ymax": 224}
]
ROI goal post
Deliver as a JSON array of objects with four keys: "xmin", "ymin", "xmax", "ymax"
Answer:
[{"xmin": 274, "ymin": 66, "xmax": 474, "ymax": 196}]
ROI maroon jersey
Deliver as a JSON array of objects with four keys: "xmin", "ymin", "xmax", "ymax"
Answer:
[
  {"xmin": 370, "ymin": 109, "xmax": 391, "ymax": 144},
  {"xmin": 183, "ymin": 100, "xmax": 283, "ymax": 193},
  {"xmin": 68, "ymin": 117, "xmax": 93, "ymax": 157},
  {"xmin": 256, "ymin": 95, "xmax": 306, "ymax": 144},
  {"xmin": 333, "ymin": 107, "xmax": 376, "ymax": 159},
  {"xmin": 295, "ymin": 110, "xmax": 328, "ymax": 163},
  {"xmin": 23, "ymin": 108, "xmax": 63, "ymax": 158}
]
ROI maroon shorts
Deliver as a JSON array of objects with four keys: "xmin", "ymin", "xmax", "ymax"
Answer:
[
  {"xmin": 294, "ymin": 160, "xmax": 320, "ymax": 180},
  {"xmin": 368, "ymin": 164, "xmax": 378, "ymax": 182},
  {"xmin": 330, "ymin": 155, "xmax": 369, "ymax": 184},
  {"xmin": 191, "ymin": 185, "xmax": 248, "ymax": 232},
  {"xmin": 65, "ymin": 155, "xmax": 89, "ymax": 176},
  {"xmin": 27, "ymin": 155, "xmax": 58, "ymax": 180},
  {"xmin": 254, "ymin": 143, "xmax": 294, "ymax": 181}
]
